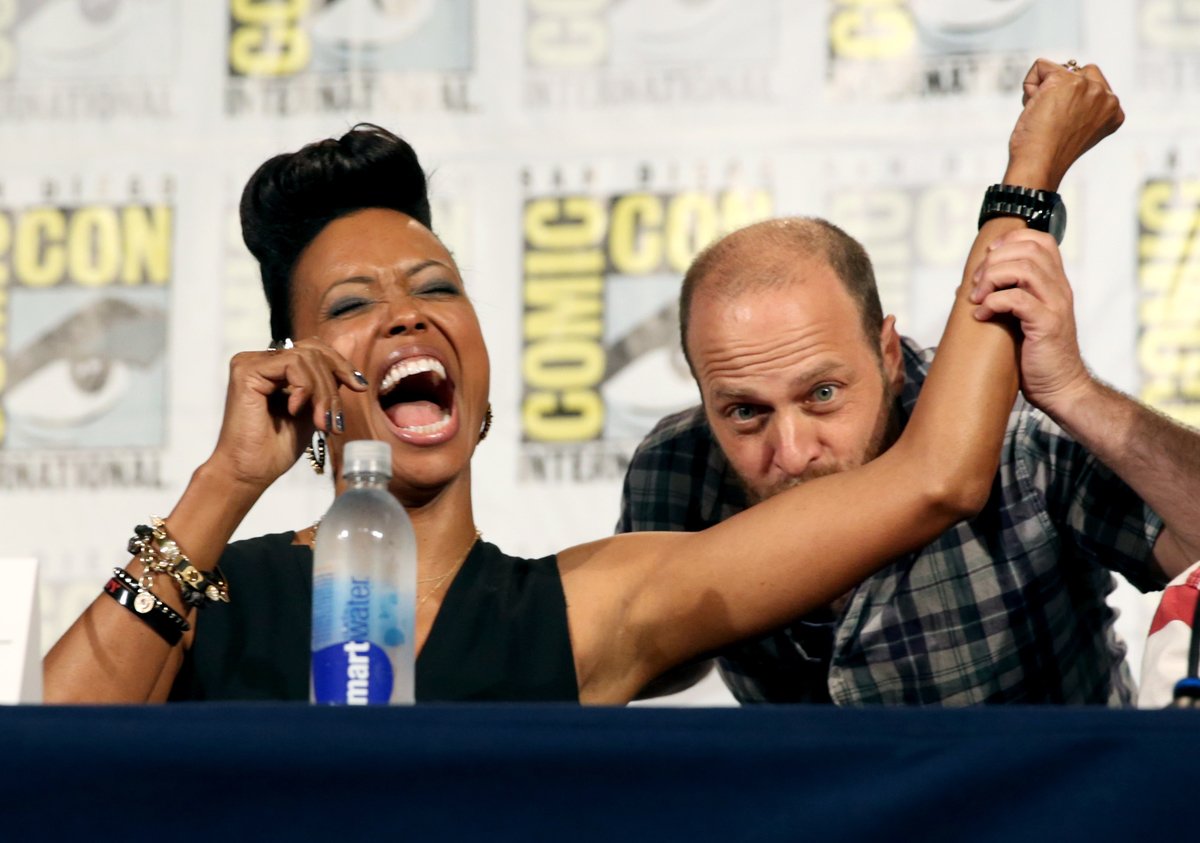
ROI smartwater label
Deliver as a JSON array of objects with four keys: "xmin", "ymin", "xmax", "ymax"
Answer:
[
  {"xmin": 311, "ymin": 572, "xmax": 411, "ymax": 704},
  {"xmin": 312, "ymin": 641, "xmax": 395, "ymax": 705}
]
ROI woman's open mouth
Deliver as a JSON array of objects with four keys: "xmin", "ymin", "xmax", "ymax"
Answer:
[{"xmin": 377, "ymin": 354, "xmax": 459, "ymax": 443}]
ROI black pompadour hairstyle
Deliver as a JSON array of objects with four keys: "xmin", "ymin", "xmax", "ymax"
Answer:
[{"xmin": 239, "ymin": 123, "xmax": 432, "ymax": 341}]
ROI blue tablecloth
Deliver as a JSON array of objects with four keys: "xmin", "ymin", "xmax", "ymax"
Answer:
[{"xmin": 0, "ymin": 704, "xmax": 1194, "ymax": 841}]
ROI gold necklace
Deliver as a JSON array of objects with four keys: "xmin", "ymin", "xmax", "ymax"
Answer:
[
  {"xmin": 306, "ymin": 522, "xmax": 480, "ymax": 607},
  {"xmin": 418, "ymin": 529, "xmax": 481, "ymax": 607}
]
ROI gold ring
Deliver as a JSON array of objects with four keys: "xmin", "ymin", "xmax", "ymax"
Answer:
[{"xmin": 1063, "ymin": 59, "xmax": 1079, "ymax": 72}]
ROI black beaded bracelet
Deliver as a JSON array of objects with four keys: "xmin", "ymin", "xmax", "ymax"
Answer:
[{"xmin": 103, "ymin": 569, "xmax": 189, "ymax": 646}]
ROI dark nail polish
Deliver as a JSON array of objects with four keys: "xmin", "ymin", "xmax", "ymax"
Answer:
[
  {"xmin": 353, "ymin": 371, "xmax": 368, "ymax": 386},
  {"xmin": 324, "ymin": 410, "xmax": 333, "ymax": 432},
  {"xmin": 336, "ymin": 412, "xmax": 345, "ymax": 433}
]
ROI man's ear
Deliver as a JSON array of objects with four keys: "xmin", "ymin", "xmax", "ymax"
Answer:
[{"xmin": 879, "ymin": 315, "xmax": 904, "ymax": 394}]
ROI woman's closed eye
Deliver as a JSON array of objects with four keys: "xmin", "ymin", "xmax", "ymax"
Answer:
[
  {"xmin": 415, "ymin": 279, "xmax": 462, "ymax": 297},
  {"xmin": 324, "ymin": 295, "xmax": 375, "ymax": 319}
]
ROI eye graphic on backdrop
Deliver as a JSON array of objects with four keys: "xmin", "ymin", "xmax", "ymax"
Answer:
[
  {"xmin": 908, "ymin": 0, "xmax": 1038, "ymax": 34},
  {"xmin": 15, "ymin": 0, "xmax": 175, "ymax": 78},
  {"xmin": 310, "ymin": 0, "xmax": 435, "ymax": 45},
  {"xmin": 608, "ymin": 0, "xmax": 776, "ymax": 65},
  {"xmin": 5, "ymin": 297, "xmax": 166, "ymax": 438},
  {"xmin": 600, "ymin": 298, "xmax": 698, "ymax": 439},
  {"xmin": 303, "ymin": 0, "xmax": 468, "ymax": 74}
]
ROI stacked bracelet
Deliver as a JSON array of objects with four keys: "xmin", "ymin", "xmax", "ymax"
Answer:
[
  {"xmin": 127, "ymin": 517, "xmax": 230, "ymax": 608},
  {"xmin": 103, "ymin": 568, "xmax": 189, "ymax": 646}
]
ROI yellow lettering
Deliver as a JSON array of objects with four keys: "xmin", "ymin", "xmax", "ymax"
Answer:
[
  {"xmin": 1139, "ymin": 180, "xmax": 1200, "ymax": 232},
  {"xmin": 522, "ymin": 390, "xmax": 604, "ymax": 441},
  {"xmin": 1140, "ymin": 260, "xmax": 1200, "ymax": 293},
  {"xmin": 521, "ymin": 195, "xmax": 607, "ymax": 443},
  {"xmin": 524, "ymin": 197, "xmax": 606, "ymax": 250},
  {"xmin": 1140, "ymin": 232, "xmax": 1200, "ymax": 264},
  {"xmin": 522, "ymin": 339, "xmax": 606, "ymax": 390},
  {"xmin": 1140, "ymin": 282, "xmax": 1200, "ymax": 322},
  {"xmin": 524, "ymin": 278, "xmax": 603, "ymax": 338},
  {"xmin": 67, "ymin": 206, "xmax": 120, "ymax": 287},
  {"xmin": 665, "ymin": 192, "xmax": 718, "ymax": 273},
  {"xmin": 524, "ymin": 250, "xmax": 605, "ymax": 276},
  {"xmin": 230, "ymin": 24, "xmax": 311, "ymax": 76},
  {"xmin": 122, "ymin": 205, "xmax": 172, "ymax": 284},
  {"xmin": 829, "ymin": 4, "xmax": 915, "ymax": 60},
  {"xmin": 15, "ymin": 208, "xmax": 65, "ymax": 288},
  {"xmin": 608, "ymin": 194, "xmax": 663, "ymax": 275},
  {"xmin": 231, "ymin": 0, "xmax": 308, "ymax": 24},
  {"xmin": 0, "ymin": 210, "xmax": 9, "ymax": 286}
]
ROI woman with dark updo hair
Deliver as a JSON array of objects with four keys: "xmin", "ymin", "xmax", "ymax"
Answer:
[{"xmin": 43, "ymin": 90, "xmax": 1114, "ymax": 703}]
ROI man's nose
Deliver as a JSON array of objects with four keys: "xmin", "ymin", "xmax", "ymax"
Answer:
[{"xmin": 771, "ymin": 413, "xmax": 822, "ymax": 477}]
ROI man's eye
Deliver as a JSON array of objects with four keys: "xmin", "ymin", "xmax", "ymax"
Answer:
[
  {"xmin": 730, "ymin": 405, "xmax": 760, "ymax": 422},
  {"xmin": 812, "ymin": 385, "xmax": 838, "ymax": 403}
]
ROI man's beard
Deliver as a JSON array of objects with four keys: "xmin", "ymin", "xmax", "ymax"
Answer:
[{"xmin": 740, "ymin": 385, "xmax": 903, "ymax": 505}]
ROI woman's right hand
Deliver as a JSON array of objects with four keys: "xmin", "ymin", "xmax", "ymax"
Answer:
[{"xmin": 205, "ymin": 338, "xmax": 369, "ymax": 492}]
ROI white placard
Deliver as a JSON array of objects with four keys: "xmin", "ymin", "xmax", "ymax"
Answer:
[{"xmin": 0, "ymin": 559, "xmax": 41, "ymax": 704}]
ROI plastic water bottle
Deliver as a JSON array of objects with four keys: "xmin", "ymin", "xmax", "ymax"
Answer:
[{"xmin": 311, "ymin": 440, "xmax": 416, "ymax": 704}]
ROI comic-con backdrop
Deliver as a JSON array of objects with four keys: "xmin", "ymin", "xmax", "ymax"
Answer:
[{"xmin": 0, "ymin": 1, "xmax": 1196, "ymax": 704}]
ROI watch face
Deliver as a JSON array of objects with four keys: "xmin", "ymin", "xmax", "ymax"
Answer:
[{"xmin": 1048, "ymin": 199, "xmax": 1067, "ymax": 244}]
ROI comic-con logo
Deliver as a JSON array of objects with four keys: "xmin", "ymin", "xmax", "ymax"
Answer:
[
  {"xmin": 0, "ymin": 199, "xmax": 171, "ymax": 449},
  {"xmin": 827, "ymin": 0, "xmax": 1080, "ymax": 99},
  {"xmin": 524, "ymin": 0, "xmax": 779, "ymax": 107},
  {"xmin": 520, "ymin": 175, "xmax": 770, "ymax": 481},
  {"xmin": 1138, "ymin": 179, "xmax": 1200, "ymax": 427},
  {"xmin": 226, "ymin": 0, "xmax": 475, "ymax": 116},
  {"xmin": 1138, "ymin": 0, "xmax": 1200, "ymax": 93}
]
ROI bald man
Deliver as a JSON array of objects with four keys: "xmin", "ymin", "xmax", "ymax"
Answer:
[{"xmin": 618, "ymin": 66, "xmax": 1200, "ymax": 706}]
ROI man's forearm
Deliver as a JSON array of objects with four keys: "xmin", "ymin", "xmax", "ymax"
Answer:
[{"xmin": 1046, "ymin": 379, "xmax": 1200, "ymax": 578}]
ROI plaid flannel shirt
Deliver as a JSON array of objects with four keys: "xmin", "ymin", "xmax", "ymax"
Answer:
[{"xmin": 616, "ymin": 339, "xmax": 1166, "ymax": 705}]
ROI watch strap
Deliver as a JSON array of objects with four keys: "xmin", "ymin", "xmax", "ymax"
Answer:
[{"xmin": 978, "ymin": 183, "xmax": 1062, "ymax": 232}]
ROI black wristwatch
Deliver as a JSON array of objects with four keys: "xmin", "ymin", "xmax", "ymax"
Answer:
[{"xmin": 977, "ymin": 184, "xmax": 1067, "ymax": 243}]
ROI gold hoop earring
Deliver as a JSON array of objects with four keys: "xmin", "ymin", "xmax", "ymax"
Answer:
[
  {"xmin": 305, "ymin": 431, "xmax": 327, "ymax": 474},
  {"xmin": 478, "ymin": 404, "xmax": 493, "ymax": 443}
]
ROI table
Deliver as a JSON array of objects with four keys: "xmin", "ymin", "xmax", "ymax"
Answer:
[{"xmin": 0, "ymin": 704, "xmax": 1195, "ymax": 841}]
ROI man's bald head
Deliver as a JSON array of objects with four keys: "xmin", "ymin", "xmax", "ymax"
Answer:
[{"xmin": 679, "ymin": 217, "xmax": 884, "ymax": 373}]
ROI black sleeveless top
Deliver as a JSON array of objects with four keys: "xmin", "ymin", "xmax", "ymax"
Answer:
[{"xmin": 170, "ymin": 533, "xmax": 579, "ymax": 702}]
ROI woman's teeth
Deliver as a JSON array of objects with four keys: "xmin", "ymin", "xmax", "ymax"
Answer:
[
  {"xmin": 400, "ymin": 413, "xmax": 452, "ymax": 434},
  {"xmin": 379, "ymin": 356, "xmax": 447, "ymax": 395}
]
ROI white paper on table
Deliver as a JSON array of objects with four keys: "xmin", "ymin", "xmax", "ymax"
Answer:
[{"xmin": 0, "ymin": 558, "xmax": 41, "ymax": 704}]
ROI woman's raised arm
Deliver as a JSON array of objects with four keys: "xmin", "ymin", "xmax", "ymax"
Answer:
[{"xmin": 562, "ymin": 60, "xmax": 1125, "ymax": 703}]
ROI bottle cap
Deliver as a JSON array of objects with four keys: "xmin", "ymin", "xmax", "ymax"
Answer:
[{"xmin": 342, "ymin": 440, "xmax": 393, "ymax": 479}]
